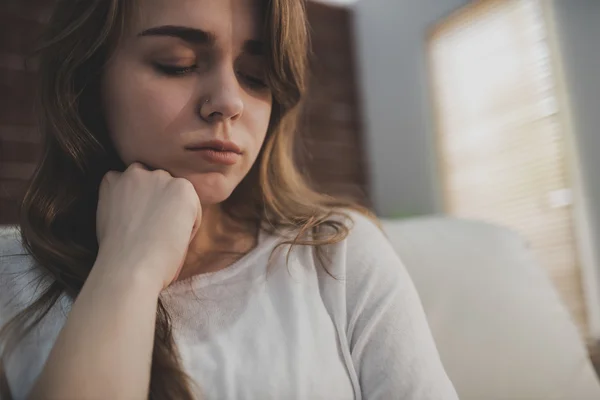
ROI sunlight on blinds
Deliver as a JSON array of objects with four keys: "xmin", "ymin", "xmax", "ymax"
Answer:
[{"xmin": 429, "ymin": 0, "xmax": 589, "ymax": 339}]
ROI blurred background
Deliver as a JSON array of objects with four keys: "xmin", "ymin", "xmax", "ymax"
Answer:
[{"xmin": 2, "ymin": 0, "xmax": 600, "ymax": 394}]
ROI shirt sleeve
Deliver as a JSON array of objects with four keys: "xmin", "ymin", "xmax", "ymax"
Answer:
[{"xmin": 344, "ymin": 213, "xmax": 459, "ymax": 400}]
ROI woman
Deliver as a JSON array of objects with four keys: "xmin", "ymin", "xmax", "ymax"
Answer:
[{"xmin": 0, "ymin": 0, "xmax": 458, "ymax": 399}]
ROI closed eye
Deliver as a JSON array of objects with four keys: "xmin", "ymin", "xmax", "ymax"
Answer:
[
  {"xmin": 153, "ymin": 63, "xmax": 196, "ymax": 76},
  {"xmin": 237, "ymin": 71, "xmax": 268, "ymax": 90}
]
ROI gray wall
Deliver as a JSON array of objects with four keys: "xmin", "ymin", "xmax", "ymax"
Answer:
[
  {"xmin": 550, "ymin": 0, "xmax": 600, "ymax": 330},
  {"xmin": 350, "ymin": 0, "xmax": 600, "ymax": 330},
  {"xmin": 352, "ymin": 0, "xmax": 468, "ymax": 217}
]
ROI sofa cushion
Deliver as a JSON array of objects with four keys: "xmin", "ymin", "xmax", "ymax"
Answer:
[{"xmin": 381, "ymin": 217, "xmax": 600, "ymax": 400}]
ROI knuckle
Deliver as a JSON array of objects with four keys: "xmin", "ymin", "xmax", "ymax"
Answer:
[
  {"xmin": 171, "ymin": 176, "xmax": 189, "ymax": 190},
  {"xmin": 153, "ymin": 169, "xmax": 172, "ymax": 180},
  {"xmin": 128, "ymin": 162, "xmax": 145, "ymax": 171},
  {"xmin": 172, "ymin": 178, "xmax": 196, "ymax": 197},
  {"xmin": 127, "ymin": 163, "xmax": 150, "ymax": 178},
  {"xmin": 130, "ymin": 166, "xmax": 146, "ymax": 176},
  {"xmin": 100, "ymin": 171, "xmax": 116, "ymax": 185}
]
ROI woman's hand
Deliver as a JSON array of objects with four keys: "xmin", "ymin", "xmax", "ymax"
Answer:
[{"xmin": 95, "ymin": 162, "xmax": 202, "ymax": 291}]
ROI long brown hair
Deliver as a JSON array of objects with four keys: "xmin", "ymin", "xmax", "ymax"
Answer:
[{"xmin": 0, "ymin": 0, "xmax": 373, "ymax": 398}]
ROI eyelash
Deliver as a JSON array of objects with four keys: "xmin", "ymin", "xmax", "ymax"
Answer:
[
  {"xmin": 153, "ymin": 63, "xmax": 268, "ymax": 90},
  {"xmin": 154, "ymin": 64, "xmax": 196, "ymax": 76},
  {"xmin": 239, "ymin": 72, "xmax": 268, "ymax": 90}
]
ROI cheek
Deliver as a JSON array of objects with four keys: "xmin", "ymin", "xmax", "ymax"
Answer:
[
  {"xmin": 244, "ymin": 98, "xmax": 272, "ymax": 155},
  {"xmin": 102, "ymin": 65, "xmax": 194, "ymax": 161}
]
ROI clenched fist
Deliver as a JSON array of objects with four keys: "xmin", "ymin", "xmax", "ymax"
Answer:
[{"xmin": 95, "ymin": 162, "xmax": 202, "ymax": 291}]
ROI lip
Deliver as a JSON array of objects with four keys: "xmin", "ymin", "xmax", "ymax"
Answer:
[
  {"xmin": 190, "ymin": 148, "xmax": 240, "ymax": 165},
  {"xmin": 185, "ymin": 139, "xmax": 242, "ymax": 154},
  {"xmin": 185, "ymin": 140, "xmax": 242, "ymax": 166}
]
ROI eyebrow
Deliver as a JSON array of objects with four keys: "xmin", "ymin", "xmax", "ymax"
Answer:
[
  {"xmin": 138, "ymin": 25, "xmax": 216, "ymax": 45},
  {"xmin": 138, "ymin": 25, "xmax": 264, "ymax": 56}
]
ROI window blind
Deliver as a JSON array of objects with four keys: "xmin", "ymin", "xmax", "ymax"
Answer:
[{"xmin": 429, "ymin": 0, "xmax": 588, "ymax": 339}]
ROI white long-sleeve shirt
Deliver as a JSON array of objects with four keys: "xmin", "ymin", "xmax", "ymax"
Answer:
[{"xmin": 0, "ymin": 212, "xmax": 458, "ymax": 399}]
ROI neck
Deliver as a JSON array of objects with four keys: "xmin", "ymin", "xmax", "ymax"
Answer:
[{"xmin": 178, "ymin": 203, "xmax": 258, "ymax": 279}]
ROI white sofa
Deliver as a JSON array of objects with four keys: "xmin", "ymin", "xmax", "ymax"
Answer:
[{"xmin": 381, "ymin": 217, "xmax": 600, "ymax": 400}]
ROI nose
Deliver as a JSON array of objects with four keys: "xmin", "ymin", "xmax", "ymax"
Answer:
[{"xmin": 199, "ymin": 66, "xmax": 244, "ymax": 123}]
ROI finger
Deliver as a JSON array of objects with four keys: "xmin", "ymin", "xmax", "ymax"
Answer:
[
  {"xmin": 128, "ymin": 161, "xmax": 150, "ymax": 171},
  {"xmin": 100, "ymin": 170, "xmax": 118, "ymax": 189}
]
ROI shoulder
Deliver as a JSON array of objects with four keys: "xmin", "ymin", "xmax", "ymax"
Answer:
[
  {"xmin": 341, "ymin": 209, "xmax": 389, "ymax": 254},
  {"xmin": 0, "ymin": 226, "xmax": 50, "ymax": 325},
  {"xmin": 0, "ymin": 226, "xmax": 26, "ymax": 258},
  {"xmin": 319, "ymin": 211, "xmax": 433, "ymax": 347},
  {"xmin": 334, "ymin": 209, "xmax": 398, "ymax": 265},
  {"xmin": 0, "ymin": 226, "xmax": 35, "ymax": 278},
  {"xmin": 322, "ymin": 209, "xmax": 404, "ymax": 283}
]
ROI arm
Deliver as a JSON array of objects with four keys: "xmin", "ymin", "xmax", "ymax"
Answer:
[
  {"xmin": 27, "ymin": 164, "xmax": 201, "ymax": 399},
  {"xmin": 28, "ymin": 260, "xmax": 162, "ymax": 400},
  {"xmin": 345, "ymin": 214, "xmax": 459, "ymax": 400}
]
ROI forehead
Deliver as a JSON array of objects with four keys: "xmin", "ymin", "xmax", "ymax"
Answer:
[{"xmin": 133, "ymin": 0, "xmax": 264, "ymax": 43}]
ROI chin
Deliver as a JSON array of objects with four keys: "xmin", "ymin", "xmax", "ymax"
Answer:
[{"xmin": 185, "ymin": 172, "xmax": 238, "ymax": 206}]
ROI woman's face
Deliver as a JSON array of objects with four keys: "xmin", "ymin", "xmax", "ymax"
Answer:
[{"xmin": 101, "ymin": 0, "xmax": 272, "ymax": 205}]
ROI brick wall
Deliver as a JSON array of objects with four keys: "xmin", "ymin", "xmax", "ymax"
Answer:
[
  {"xmin": 302, "ymin": 2, "xmax": 370, "ymax": 208},
  {"xmin": 0, "ymin": 1, "xmax": 370, "ymax": 225},
  {"xmin": 0, "ymin": 0, "xmax": 52, "ymax": 225}
]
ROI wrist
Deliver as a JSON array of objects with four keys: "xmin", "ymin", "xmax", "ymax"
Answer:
[{"xmin": 89, "ymin": 256, "xmax": 164, "ymax": 298}]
